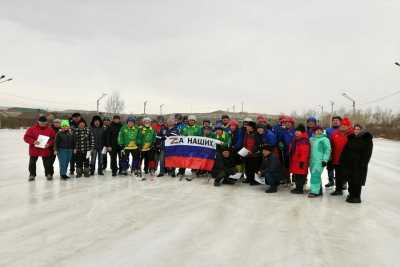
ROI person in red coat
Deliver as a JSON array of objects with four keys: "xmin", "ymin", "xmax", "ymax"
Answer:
[
  {"xmin": 330, "ymin": 117, "xmax": 354, "ymax": 195},
  {"xmin": 289, "ymin": 124, "xmax": 310, "ymax": 194},
  {"xmin": 23, "ymin": 115, "xmax": 56, "ymax": 181}
]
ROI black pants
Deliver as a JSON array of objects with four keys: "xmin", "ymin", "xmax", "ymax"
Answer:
[
  {"xmin": 70, "ymin": 153, "xmax": 76, "ymax": 173},
  {"xmin": 244, "ymin": 157, "xmax": 261, "ymax": 183},
  {"xmin": 293, "ymin": 174, "xmax": 306, "ymax": 191},
  {"xmin": 141, "ymin": 150, "xmax": 156, "ymax": 171},
  {"xmin": 110, "ymin": 149, "xmax": 122, "ymax": 174},
  {"xmin": 102, "ymin": 151, "xmax": 109, "ymax": 170},
  {"xmin": 29, "ymin": 156, "xmax": 54, "ymax": 177},
  {"xmin": 49, "ymin": 154, "xmax": 57, "ymax": 176},
  {"xmin": 347, "ymin": 170, "xmax": 362, "ymax": 198},
  {"xmin": 121, "ymin": 149, "xmax": 141, "ymax": 171},
  {"xmin": 75, "ymin": 152, "xmax": 90, "ymax": 170},
  {"xmin": 327, "ymin": 160, "xmax": 335, "ymax": 183},
  {"xmin": 334, "ymin": 164, "xmax": 345, "ymax": 192}
]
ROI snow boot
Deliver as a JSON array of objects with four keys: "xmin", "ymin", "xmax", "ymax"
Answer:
[
  {"xmin": 28, "ymin": 175, "xmax": 35, "ymax": 182},
  {"xmin": 76, "ymin": 168, "xmax": 82, "ymax": 178},
  {"xmin": 265, "ymin": 186, "xmax": 277, "ymax": 193},
  {"xmin": 46, "ymin": 175, "xmax": 53, "ymax": 181},
  {"xmin": 84, "ymin": 168, "xmax": 90, "ymax": 177},
  {"xmin": 331, "ymin": 190, "xmax": 343, "ymax": 196}
]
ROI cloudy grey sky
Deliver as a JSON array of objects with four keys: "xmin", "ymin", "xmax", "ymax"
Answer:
[{"xmin": 1, "ymin": 0, "xmax": 399, "ymax": 115}]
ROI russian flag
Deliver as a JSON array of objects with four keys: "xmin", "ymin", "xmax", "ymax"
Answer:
[{"xmin": 164, "ymin": 136, "xmax": 217, "ymax": 171}]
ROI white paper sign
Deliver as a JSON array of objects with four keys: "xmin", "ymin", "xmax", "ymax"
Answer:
[
  {"xmin": 254, "ymin": 173, "xmax": 266, "ymax": 185},
  {"xmin": 238, "ymin": 147, "xmax": 250, "ymax": 157},
  {"xmin": 35, "ymin": 135, "xmax": 50, "ymax": 149},
  {"xmin": 228, "ymin": 173, "xmax": 242, "ymax": 180}
]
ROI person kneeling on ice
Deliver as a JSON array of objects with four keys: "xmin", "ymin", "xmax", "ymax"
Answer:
[
  {"xmin": 23, "ymin": 115, "xmax": 56, "ymax": 181},
  {"xmin": 118, "ymin": 116, "xmax": 142, "ymax": 176},
  {"xmin": 73, "ymin": 119, "xmax": 94, "ymax": 178},
  {"xmin": 54, "ymin": 120, "xmax": 75, "ymax": 180},
  {"xmin": 308, "ymin": 126, "xmax": 331, "ymax": 198},
  {"xmin": 140, "ymin": 117, "xmax": 157, "ymax": 177},
  {"xmin": 213, "ymin": 147, "xmax": 237, "ymax": 186},
  {"xmin": 259, "ymin": 145, "xmax": 282, "ymax": 193}
]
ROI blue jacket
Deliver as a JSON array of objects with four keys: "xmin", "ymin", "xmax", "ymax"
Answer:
[
  {"xmin": 278, "ymin": 127, "xmax": 295, "ymax": 155},
  {"xmin": 232, "ymin": 128, "xmax": 244, "ymax": 151},
  {"xmin": 260, "ymin": 153, "xmax": 282, "ymax": 186},
  {"xmin": 176, "ymin": 122, "xmax": 186, "ymax": 132},
  {"xmin": 262, "ymin": 129, "xmax": 277, "ymax": 147},
  {"xmin": 325, "ymin": 126, "xmax": 339, "ymax": 140}
]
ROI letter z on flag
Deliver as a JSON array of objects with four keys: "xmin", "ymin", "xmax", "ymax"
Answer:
[{"xmin": 165, "ymin": 136, "xmax": 217, "ymax": 171}]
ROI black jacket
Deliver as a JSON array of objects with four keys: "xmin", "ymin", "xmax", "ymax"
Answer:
[
  {"xmin": 54, "ymin": 130, "xmax": 75, "ymax": 151},
  {"xmin": 105, "ymin": 122, "xmax": 122, "ymax": 149},
  {"xmin": 340, "ymin": 131, "xmax": 373, "ymax": 185},
  {"xmin": 91, "ymin": 126, "xmax": 105, "ymax": 150}
]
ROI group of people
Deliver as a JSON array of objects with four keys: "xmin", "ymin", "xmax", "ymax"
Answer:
[{"xmin": 23, "ymin": 112, "xmax": 373, "ymax": 204}]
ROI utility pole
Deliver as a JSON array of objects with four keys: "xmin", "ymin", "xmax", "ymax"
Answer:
[
  {"xmin": 241, "ymin": 101, "xmax": 244, "ymax": 113},
  {"xmin": 342, "ymin": 92, "xmax": 356, "ymax": 120},
  {"xmin": 96, "ymin": 93, "xmax": 107, "ymax": 113},
  {"xmin": 232, "ymin": 104, "xmax": 235, "ymax": 113},
  {"xmin": 144, "ymin": 100, "xmax": 148, "ymax": 115},
  {"xmin": 160, "ymin": 104, "xmax": 164, "ymax": 115}
]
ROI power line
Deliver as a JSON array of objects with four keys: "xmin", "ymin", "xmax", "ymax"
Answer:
[{"xmin": 360, "ymin": 90, "xmax": 400, "ymax": 106}]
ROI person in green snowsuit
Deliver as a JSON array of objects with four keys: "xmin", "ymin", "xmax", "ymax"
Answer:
[
  {"xmin": 118, "ymin": 116, "xmax": 142, "ymax": 176},
  {"xmin": 140, "ymin": 117, "xmax": 157, "ymax": 176},
  {"xmin": 178, "ymin": 115, "xmax": 202, "ymax": 180},
  {"xmin": 214, "ymin": 123, "xmax": 232, "ymax": 153},
  {"xmin": 309, "ymin": 126, "xmax": 331, "ymax": 197}
]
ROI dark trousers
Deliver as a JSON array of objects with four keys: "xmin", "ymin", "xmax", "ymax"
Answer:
[
  {"xmin": 49, "ymin": 154, "xmax": 56, "ymax": 176},
  {"xmin": 90, "ymin": 148, "xmax": 103, "ymax": 172},
  {"xmin": 141, "ymin": 150, "xmax": 156, "ymax": 171},
  {"xmin": 293, "ymin": 174, "xmax": 306, "ymax": 191},
  {"xmin": 70, "ymin": 154, "xmax": 76, "ymax": 173},
  {"xmin": 29, "ymin": 156, "xmax": 54, "ymax": 177},
  {"xmin": 110, "ymin": 149, "xmax": 122, "ymax": 174},
  {"xmin": 102, "ymin": 151, "xmax": 109, "ymax": 170},
  {"xmin": 334, "ymin": 164, "xmax": 345, "ymax": 192},
  {"xmin": 327, "ymin": 160, "xmax": 335, "ymax": 183},
  {"xmin": 75, "ymin": 152, "xmax": 90, "ymax": 170},
  {"xmin": 121, "ymin": 149, "xmax": 141, "ymax": 171},
  {"xmin": 244, "ymin": 157, "xmax": 261, "ymax": 183},
  {"xmin": 348, "ymin": 171, "xmax": 362, "ymax": 198}
]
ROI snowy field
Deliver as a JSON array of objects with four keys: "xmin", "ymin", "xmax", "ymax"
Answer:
[{"xmin": 0, "ymin": 129, "xmax": 399, "ymax": 267}]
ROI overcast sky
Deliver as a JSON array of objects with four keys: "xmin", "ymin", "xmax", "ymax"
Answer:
[{"xmin": 1, "ymin": 0, "xmax": 399, "ymax": 115}]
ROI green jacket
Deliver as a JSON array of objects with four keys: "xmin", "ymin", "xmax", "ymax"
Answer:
[
  {"xmin": 310, "ymin": 134, "xmax": 331, "ymax": 170},
  {"xmin": 118, "ymin": 124, "xmax": 142, "ymax": 150},
  {"xmin": 140, "ymin": 126, "xmax": 156, "ymax": 151},
  {"xmin": 215, "ymin": 131, "xmax": 231, "ymax": 150},
  {"xmin": 181, "ymin": 124, "xmax": 202, "ymax": 137}
]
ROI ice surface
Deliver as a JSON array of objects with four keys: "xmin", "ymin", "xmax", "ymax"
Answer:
[{"xmin": 0, "ymin": 129, "xmax": 399, "ymax": 267}]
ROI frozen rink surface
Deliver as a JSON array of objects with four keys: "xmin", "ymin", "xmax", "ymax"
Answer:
[{"xmin": 0, "ymin": 129, "xmax": 399, "ymax": 267}]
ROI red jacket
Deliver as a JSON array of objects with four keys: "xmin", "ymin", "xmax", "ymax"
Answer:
[
  {"xmin": 289, "ymin": 132, "xmax": 310, "ymax": 175},
  {"xmin": 331, "ymin": 128, "xmax": 353, "ymax": 165},
  {"xmin": 23, "ymin": 124, "xmax": 56, "ymax": 157}
]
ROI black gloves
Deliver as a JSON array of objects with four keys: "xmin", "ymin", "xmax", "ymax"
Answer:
[{"xmin": 322, "ymin": 161, "xmax": 327, "ymax": 167}]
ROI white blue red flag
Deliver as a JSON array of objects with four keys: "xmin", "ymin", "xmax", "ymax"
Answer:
[{"xmin": 164, "ymin": 136, "xmax": 217, "ymax": 171}]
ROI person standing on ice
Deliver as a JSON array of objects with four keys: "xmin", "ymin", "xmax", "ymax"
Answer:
[
  {"xmin": 330, "ymin": 117, "xmax": 353, "ymax": 196},
  {"xmin": 157, "ymin": 116, "xmax": 180, "ymax": 177},
  {"xmin": 106, "ymin": 115, "xmax": 123, "ymax": 177},
  {"xmin": 242, "ymin": 121, "xmax": 263, "ymax": 185},
  {"xmin": 73, "ymin": 119, "xmax": 94, "ymax": 178},
  {"xmin": 278, "ymin": 116, "xmax": 296, "ymax": 185},
  {"xmin": 308, "ymin": 126, "xmax": 331, "ymax": 198},
  {"xmin": 49, "ymin": 118, "xmax": 61, "ymax": 178},
  {"xmin": 54, "ymin": 120, "xmax": 75, "ymax": 180},
  {"xmin": 289, "ymin": 124, "xmax": 310, "ymax": 194},
  {"xmin": 228, "ymin": 119, "xmax": 244, "ymax": 174},
  {"xmin": 140, "ymin": 117, "xmax": 157, "ymax": 177},
  {"xmin": 117, "ymin": 116, "xmax": 142, "ymax": 176},
  {"xmin": 178, "ymin": 115, "xmax": 202, "ymax": 180},
  {"xmin": 102, "ymin": 116, "xmax": 111, "ymax": 171},
  {"xmin": 89, "ymin": 115, "xmax": 105, "ymax": 176},
  {"xmin": 339, "ymin": 124, "xmax": 373, "ymax": 203},
  {"xmin": 324, "ymin": 116, "xmax": 342, "ymax": 188},
  {"xmin": 23, "ymin": 115, "xmax": 56, "ymax": 181},
  {"xmin": 68, "ymin": 113, "xmax": 81, "ymax": 176}
]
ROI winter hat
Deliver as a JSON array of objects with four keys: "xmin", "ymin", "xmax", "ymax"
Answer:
[
  {"xmin": 342, "ymin": 117, "xmax": 352, "ymax": 127},
  {"xmin": 243, "ymin": 117, "xmax": 253, "ymax": 122},
  {"xmin": 214, "ymin": 122, "xmax": 224, "ymax": 130},
  {"xmin": 314, "ymin": 125, "xmax": 324, "ymax": 132},
  {"xmin": 307, "ymin": 116, "xmax": 317, "ymax": 123},
  {"xmin": 285, "ymin": 116, "xmax": 295, "ymax": 124},
  {"xmin": 188, "ymin": 115, "xmax": 197, "ymax": 121},
  {"xmin": 247, "ymin": 121, "xmax": 257, "ymax": 130},
  {"xmin": 143, "ymin": 117, "xmax": 152, "ymax": 123},
  {"xmin": 103, "ymin": 116, "xmax": 111, "ymax": 122},
  {"xmin": 38, "ymin": 115, "xmax": 47, "ymax": 123},
  {"xmin": 71, "ymin": 113, "xmax": 81, "ymax": 118},
  {"xmin": 295, "ymin": 124, "xmax": 306, "ymax": 133},
  {"xmin": 127, "ymin": 115, "xmax": 136, "ymax": 123},
  {"xmin": 279, "ymin": 115, "xmax": 287, "ymax": 122},
  {"xmin": 61, "ymin": 120, "xmax": 70, "ymax": 128},
  {"xmin": 112, "ymin": 115, "xmax": 121, "ymax": 120},
  {"xmin": 229, "ymin": 119, "xmax": 239, "ymax": 127},
  {"xmin": 53, "ymin": 118, "xmax": 61, "ymax": 124}
]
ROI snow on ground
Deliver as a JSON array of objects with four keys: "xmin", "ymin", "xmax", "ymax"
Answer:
[{"xmin": 0, "ymin": 129, "xmax": 399, "ymax": 267}]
